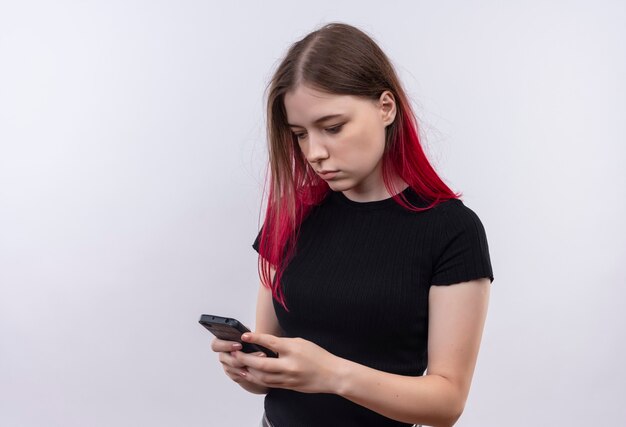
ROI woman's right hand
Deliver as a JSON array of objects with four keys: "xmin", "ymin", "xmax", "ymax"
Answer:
[{"xmin": 210, "ymin": 337, "xmax": 270, "ymax": 394}]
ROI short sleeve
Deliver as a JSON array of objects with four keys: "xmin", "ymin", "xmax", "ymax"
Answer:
[
  {"xmin": 430, "ymin": 200, "xmax": 494, "ymax": 286},
  {"xmin": 252, "ymin": 228, "xmax": 262, "ymax": 253}
]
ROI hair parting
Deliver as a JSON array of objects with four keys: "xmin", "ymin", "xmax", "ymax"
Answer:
[{"xmin": 257, "ymin": 22, "xmax": 461, "ymax": 311}]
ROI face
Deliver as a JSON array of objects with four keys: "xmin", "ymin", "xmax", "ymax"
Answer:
[{"xmin": 284, "ymin": 84, "xmax": 397, "ymax": 202}]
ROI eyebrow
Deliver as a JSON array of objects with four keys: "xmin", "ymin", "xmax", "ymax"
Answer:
[{"xmin": 287, "ymin": 114, "xmax": 346, "ymax": 128}]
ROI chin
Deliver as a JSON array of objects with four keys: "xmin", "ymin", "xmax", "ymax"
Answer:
[{"xmin": 326, "ymin": 180, "xmax": 352, "ymax": 192}]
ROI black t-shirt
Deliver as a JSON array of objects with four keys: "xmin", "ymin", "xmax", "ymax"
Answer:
[{"xmin": 252, "ymin": 187, "xmax": 494, "ymax": 427}]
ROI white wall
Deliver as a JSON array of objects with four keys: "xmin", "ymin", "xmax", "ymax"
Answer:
[{"xmin": 1, "ymin": 1, "xmax": 624, "ymax": 426}]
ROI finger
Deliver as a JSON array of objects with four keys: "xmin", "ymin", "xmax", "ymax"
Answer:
[
  {"xmin": 241, "ymin": 332, "xmax": 282, "ymax": 354},
  {"xmin": 211, "ymin": 338, "xmax": 243, "ymax": 352},
  {"xmin": 211, "ymin": 337, "xmax": 243, "ymax": 352},
  {"xmin": 225, "ymin": 365, "xmax": 248, "ymax": 377},
  {"xmin": 234, "ymin": 350, "xmax": 281, "ymax": 372},
  {"xmin": 218, "ymin": 351, "xmax": 247, "ymax": 369},
  {"xmin": 225, "ymin": 367, "xmax": 248, "ymax": 383},
  {"xmin": 246, "ymin": 366, "xmax": 285, "ymax": 386}
]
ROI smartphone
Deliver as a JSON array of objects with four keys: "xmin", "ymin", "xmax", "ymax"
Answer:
[{"xmin": 199, "ymin": 314, "xmax": 278, "ymax": 358}]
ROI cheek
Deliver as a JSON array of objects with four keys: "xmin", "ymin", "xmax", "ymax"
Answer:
[{"xmin": 352, "ymin": 125, "xmax": 385, "ymax": 163}]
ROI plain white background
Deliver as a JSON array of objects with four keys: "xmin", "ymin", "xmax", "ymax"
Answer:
[{"xmin": 1, "ymin": 1, "xmax": 624, "ymax": 426}]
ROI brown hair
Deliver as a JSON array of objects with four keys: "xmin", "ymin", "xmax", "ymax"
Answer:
[{"xmin": 259, "ymin": 22, "xmax": 460, "ymax": 310}]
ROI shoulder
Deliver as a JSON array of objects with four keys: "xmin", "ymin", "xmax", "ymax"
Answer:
[
  {"xmin": 433, "ymin": 197, "xmax": 469, "ymax": 213},
  {"xmin": 430, "ymin": 198, "xmax": 494, "ymax": 285},
  {"xmin": 431, "ymin": 198, "xmax": 491, "ymax": 254},
  {"xmin": 434, "ymin": 198, "xmax": 485, "ymax": 229}
]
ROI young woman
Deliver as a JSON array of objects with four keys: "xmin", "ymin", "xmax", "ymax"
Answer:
[{"xmin": 211, "ymin": 22, "xmax": 494, "ymax": 427}]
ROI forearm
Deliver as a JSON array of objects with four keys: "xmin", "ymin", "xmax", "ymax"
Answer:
[{"xmin": 333, "ymin": 358, "xmax": 464, "ymax": 427}]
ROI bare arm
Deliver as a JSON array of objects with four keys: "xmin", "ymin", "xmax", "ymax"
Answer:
[
  {"xmin": 239, "ymin": 263, "xmax": 282, "ymax": 395},
  {"xmin": 254, "ymin": 264, "xmax": 283, "ymax": 338},
  {"xmin": 333, "ymin": 278, "xmax": 491, "ymax": 427},
  {"xmin": 212, "ymin": 260, "xmax": 283, "ymax": 395}
]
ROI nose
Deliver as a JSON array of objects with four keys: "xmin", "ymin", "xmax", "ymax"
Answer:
[{"xmin": 303, "ymin": 133, "xmax": 329, "ymax": 164}]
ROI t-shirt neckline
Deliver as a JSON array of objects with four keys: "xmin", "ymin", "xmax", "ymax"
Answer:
[{"xmin": 332, "ymin": 186, "xmax": 413, "ymax": 210}]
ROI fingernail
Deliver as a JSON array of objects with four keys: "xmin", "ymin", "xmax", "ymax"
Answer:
[
  {"xmin": 242, "ymin": 333, "xmax": 250, "ymax": 340},
  {"xmin": 258, "ymin": 353, "xmax": 266, "ymax": 357},
  {"xmin": 232, "ymin": 343, "xmax": 242, "ymax": 349},
  {"xmin": 239, "ymin": 370, "xmax": 247, "ymax": 377}
]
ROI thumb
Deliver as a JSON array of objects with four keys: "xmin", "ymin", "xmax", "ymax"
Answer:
[{"xmin": 242, "ymin": 332, "xmax": 281, "ymax": 353}]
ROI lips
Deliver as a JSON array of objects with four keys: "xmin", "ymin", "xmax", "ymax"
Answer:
[{"xmin": 317, "ymin": 170, "xmax": 339, "ymax": 180}]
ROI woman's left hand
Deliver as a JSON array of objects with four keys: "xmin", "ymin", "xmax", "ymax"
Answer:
[{"xmin": 232, "ymin": 333, "xmax": 344, "ymax": 394}]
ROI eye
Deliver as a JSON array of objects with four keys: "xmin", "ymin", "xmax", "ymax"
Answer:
[
  {"xmin": 293, "ymin": 132, "xmax": 307, "ymax": 141},
  {"xmin": 326, "ymin": 124, "xmax": 343, "ymax": 134}
]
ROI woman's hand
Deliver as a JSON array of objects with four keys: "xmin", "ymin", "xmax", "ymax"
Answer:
[
  {"xmin": 210, "ymin": 337, "xmax": 270, "ymax": 394},
  {"xmin": 232, "ymin": 332, "xmax": 344, "ymax": 394}
]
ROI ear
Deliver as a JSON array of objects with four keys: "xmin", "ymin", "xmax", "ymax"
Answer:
[{"xmin": 378, "ymin": 90, "xmax": 397, "ymax": 127}]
